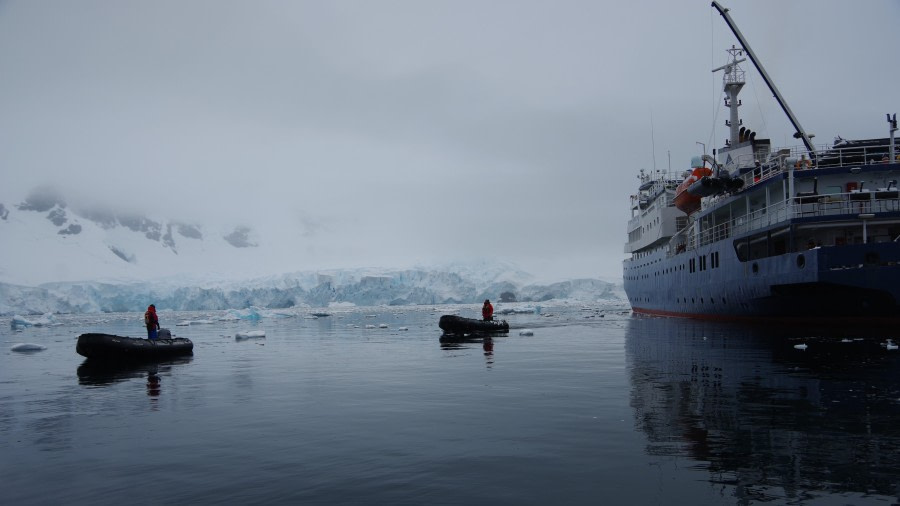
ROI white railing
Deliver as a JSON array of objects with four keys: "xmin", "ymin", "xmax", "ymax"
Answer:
[
  {"xmin": 725, "ymin": 143, "xmax": 897, "ymax": 190},
  {"xmin": 673, "ymin": 191, "xmax": 900, "ymax": 253}
]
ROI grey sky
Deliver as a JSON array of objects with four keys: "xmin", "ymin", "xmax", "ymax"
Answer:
[{"xmin": 1, "ymin": 0, "xmax": 897, "ymax": 281}]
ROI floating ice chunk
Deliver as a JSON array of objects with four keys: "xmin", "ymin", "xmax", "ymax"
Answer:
[
  {"xmin": 398, "ymin": 327, "xmax": 409, "ymax": 331},
  {"xmin": 176, "ymin": 321, "xmax": 191, "ymax": 326},
  {"xmin": 11, "ymin": 315, "xmax": 32, "ymax": 328},
  {"xmin": 365, "ymin": 324, "xmax": 376, "ymax": 329},
  {"xmin": 311, "ymin": 312, "xmax": 331, "ymax": 317},
  {"xmin": 191, "ymin": 319, "xmax": 216, "ymax": 325},
  {"xmin": 11, "ymin": 313, "xmax": 56, "ymax": 328},
  {"xmin": 224, "ymin": 307, "xmax": 262, "ymax": 321},
  {"xmin": 235, "ymin": 330, "xmax": 266, "ymax": 340},
  {"xmin": 260, "ymin": 309, "xmax": 294, "ymax": 318},
  {"xmin": 378, "ymin": 324, "xmax": 388, "ymax": 328},
  {"xmin": 11, "ymin": 343, "xmax": 47, "ymax": 352},
  {"xmin": 794, "ymin": 344, "xmax": 808, "ymax": 350},
  {"xmin": 519, "ymin": 329, "xmax": 534, "ymax": 336}
]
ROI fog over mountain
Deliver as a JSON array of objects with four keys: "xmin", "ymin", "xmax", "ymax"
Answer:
[{"xmin": 0, "ymin": 186, "xmax": 620, "ymax": 315}]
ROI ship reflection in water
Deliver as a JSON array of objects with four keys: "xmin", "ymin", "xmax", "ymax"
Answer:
[{"xmin": 626, "ymin": 315, "xmax": 900, "ymax": 502}]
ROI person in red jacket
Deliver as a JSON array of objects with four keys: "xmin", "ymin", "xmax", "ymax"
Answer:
[
  {"xmin": 144, "ymin": 304, "xmax": 160, "ymax": 340},
  {"xmin": 482, "ymin": 299, "xmax": 494, "ymax": 321}
]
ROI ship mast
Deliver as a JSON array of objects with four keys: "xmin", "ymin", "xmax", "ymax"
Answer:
[
  {"xmin": 711, "ymin": 47, "xmax": 746, "ymax": 148},
  {"xmin": 711, "ymin": 1, "xmax": 815, "ymax": 155}
]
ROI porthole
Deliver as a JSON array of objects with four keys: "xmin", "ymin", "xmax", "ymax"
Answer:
[{"xmin": 796, "ymin": 254, "xmax": 806, "ymax": 269}]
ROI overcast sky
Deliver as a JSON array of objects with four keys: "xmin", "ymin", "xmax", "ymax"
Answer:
[{"xmin": 1, "ymin": 0, "xmax": 897, "ymax": 281}]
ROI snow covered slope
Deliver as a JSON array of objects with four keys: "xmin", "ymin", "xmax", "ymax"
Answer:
[{"xmin": 0, "ymin": 186, "xmax": 264, "ymax": 285}]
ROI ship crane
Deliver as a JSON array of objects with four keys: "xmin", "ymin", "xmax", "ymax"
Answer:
[{"xmin": 711, "ymin": 1, "xmax": 816, "ymax": 157}]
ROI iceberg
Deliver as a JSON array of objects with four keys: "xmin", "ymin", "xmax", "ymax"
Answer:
[
  {"xmin": 223, "ymin": 307, "xmax": 262, "ymax": 321},
  {"xmin": 235, "ymin": 330, "xmax": 266, "ymax": 340},
  {"xmin": 10, "ymin": 313, "xmax": 56, "ymax": 328}
]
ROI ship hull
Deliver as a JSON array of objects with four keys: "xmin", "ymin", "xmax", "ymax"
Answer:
[{"xmin": 624, "ymin": 241, "xmax": 900, "ymax": 323}]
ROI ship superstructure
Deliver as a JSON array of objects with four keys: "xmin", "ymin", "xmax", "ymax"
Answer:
[{"xmin": 623, "ymin": 2, "xmax": 900, "ymax": 322}]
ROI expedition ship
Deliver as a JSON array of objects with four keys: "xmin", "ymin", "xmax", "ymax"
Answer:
[{"xmin": 623, "ymin": 2, "xmax": 900, "ymax": 323}]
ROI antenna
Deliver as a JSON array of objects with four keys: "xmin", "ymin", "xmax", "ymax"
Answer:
[
  {"xmin": 889, "ymin": 112, "xmax": 898, "ymax": 162},
  {"xmin": 711, "ymin": 57, "xmax": 746, "ymax": 73},
  {"xmin": 650, "ymin": 112, "xmax": 657, "ymax": 171}
]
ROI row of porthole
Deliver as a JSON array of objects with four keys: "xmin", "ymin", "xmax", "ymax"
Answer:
[
  {"xmin": 632, "ymin": 251, "xmax": 809, "ymax": 281},
  {"xmin": 676, "ymin": 297, "xmax": 727, "ymax": 305}
]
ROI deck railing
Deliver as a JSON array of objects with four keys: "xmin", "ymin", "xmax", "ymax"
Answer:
[
  {"xmin": 726, "ymin": 143, "xmax": 897, "ymax": 180},
  {"xmin": 674, "ymin": 191, "xmax": 900, "ymax": 253}
]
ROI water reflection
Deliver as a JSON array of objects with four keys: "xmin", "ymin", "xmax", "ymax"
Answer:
[
  {"xmin": 76, "ymin": 357, "xmax": 193, "ymax": 390},
  {"xmin": 146, "ymin": 367, "xmax": 161, "ymax": 398},
  {"xmin": 439, "ymin": 333, "xmax": 505, "ymax": 368},
  {"xmin": 626, "ymin": 316, "xmax": 900, "ymax": 503}
]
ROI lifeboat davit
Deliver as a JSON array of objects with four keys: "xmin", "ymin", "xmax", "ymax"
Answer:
[{"xmin": 674, "ymin": 166, "xmax": 713, "ymax": 215}]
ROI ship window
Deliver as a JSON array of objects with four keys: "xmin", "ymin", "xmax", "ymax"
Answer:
[
  {"xmin": 734, "ymin": 239, "xmax": 748, "ymax": 262},
  {"xmin": 748, "ymin": 235, "xmax": 768, "ymax": 260},
  {"xmin": 734, "ymin": 227, "xmax": 791, "ymax": 262},
  {"xmin": 770, "ymin": 228, "xmax": 789, "ymax": 256}
]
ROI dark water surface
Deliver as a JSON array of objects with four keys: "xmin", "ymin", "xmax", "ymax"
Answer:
[{"xmin": 3, "ymin": 305, "xmax": 900, "ymax": 505}]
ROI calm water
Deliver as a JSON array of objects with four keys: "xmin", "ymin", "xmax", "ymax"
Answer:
[{"xmin": 2, "ymin": 304, "xmax": 900, "ymax": 505}]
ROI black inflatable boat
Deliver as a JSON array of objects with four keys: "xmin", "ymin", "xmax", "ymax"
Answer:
[
  {"xmin": 438, "ymin": 315, "xmax": 509, "ymax": 335},
  {"xmin": 76, "ymin": 329, "xmax": 193, "ymax": 360}
]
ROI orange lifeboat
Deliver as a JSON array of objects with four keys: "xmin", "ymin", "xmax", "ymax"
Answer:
[{"xmin": 673, "ymin": 166, "xmax": 713, "ymax": 215}]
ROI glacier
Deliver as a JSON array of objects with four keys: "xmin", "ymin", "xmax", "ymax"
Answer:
[{"xmin": 0, "ymin": 266, "xmax": 623, "ymax": 316}]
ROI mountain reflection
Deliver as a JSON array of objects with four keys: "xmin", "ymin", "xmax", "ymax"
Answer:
[{"xmin": 626, "ymin": 316, "xmax": 900, "ymax": 502}]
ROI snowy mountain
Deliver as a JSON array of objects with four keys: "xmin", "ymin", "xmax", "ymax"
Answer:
[
  {"xmin": 1, "ymin": 186, "xmax": 622, "ymax": 315},
  {"xmin": 1, "ymin": 185, "xmax": 265, "ymax": 286}
]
